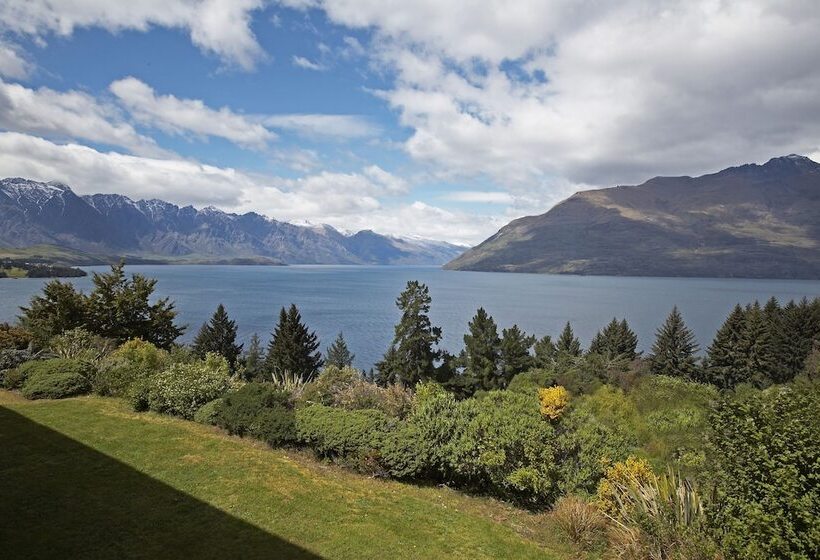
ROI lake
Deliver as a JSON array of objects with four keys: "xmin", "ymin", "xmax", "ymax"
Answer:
[{"xmin": 2, "ymin": 265, "xmax": 819, "ymax": 371}]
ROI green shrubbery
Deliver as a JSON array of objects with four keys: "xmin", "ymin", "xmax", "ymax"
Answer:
[
  {"xmin": 16, "ymin": 358, "xmax": 94, "ymax": 399},
  {"xmin": 299, "ymin": 365, "xmax": 413, "ymax": 418},
  {"xmin": 144, "ymin": 353, "xmax": 232, "ymax": 419},
  {"xmin": 95, "ymin": 339, "xmax": 169, "ymax": 396},
  {"xmin": 212, "ymin": 383, "xmax": 295, "ymax": 446}
]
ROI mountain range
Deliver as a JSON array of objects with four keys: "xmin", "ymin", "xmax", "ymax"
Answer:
[
  {"xmin": 446, "ymin": 155, "xmax": 820, "ymax": 279},
  {"xmin": 0, "ymin": 178, "xmax": 464, "ymax": 265}
]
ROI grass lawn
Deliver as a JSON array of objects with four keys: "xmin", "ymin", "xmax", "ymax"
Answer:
[{"xmin": 0, "ymin": 391, "xmax": 583, "ymax": 559}]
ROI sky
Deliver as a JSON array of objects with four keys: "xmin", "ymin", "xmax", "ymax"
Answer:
[{"xmin": 0, "ymin": 1, "xmax": 818, "ymax": 245}]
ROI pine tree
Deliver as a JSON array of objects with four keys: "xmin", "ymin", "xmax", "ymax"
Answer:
[
  {"xmin": 556, "ymin": 322, "xmax": 582, "ymax": 359},
  {"xmin": 649, "ymin": 306, "xmax": 699, "ymax": 378},
  {"xmin": 589, "ymin": 318, "xmax": 639, "ymax": 360},
  {"xmin": 533, "ymin": 335, "xmax": 556, "ymax": 368},
  {"xmin": 738, "ymin": 302, "xmax": 778, "ymax": 387},
  {"xmin": 264, "ymin": 304, "xmax": 323, "ymax": 382},
  {"xmin": 461, "ymin": 307, "xmax": 501, "ymax": 390},
  {"xmin": 762, "ymin": 297, "xmax": 788, "ymax": 383},
  {"xmin": 703, "ymin": 304, "xmax": 747, "ymax": 389},
  {"xmin": 375, "ymin": 281, "xmax": 442, "ymax": 387},
  {"xmin": 241, "ymin": 333, "xmax": 265, "ymax": 381},
  {"xmin": 192, "ymin": 303, "xmax": 243, "ymax": 369},
  {"xmin": 499, "ymin": 325, "xmax": 535, "ymax": 386},
  {"xmin": 325, "ymin": 331, "xmax": 355, "ymax": 368}
]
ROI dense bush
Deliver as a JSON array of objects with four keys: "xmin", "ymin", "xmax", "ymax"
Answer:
[
  {"xmin": 707, "ymin": 384, "xmax": 820, "ymax": 559},
  {"xmin": 18, "ymin": 358, "xmax": 94, "ymax": 400},
  {"xmin": 507, "ymin": 368, "xmax": 556, "ymax": 393},
  {"xmin": 193, "ymin": 398, "xmax": 223, "ymax": 425},
  {"xmin": 538, "ymin": 385, "xmax": 570, "ymax": 419},
  {"xmin": 95, "ymin": 339, "xmax": 169, "ymax": 396},
  {"xmin": 296, "ymin": 404, "xmax": 394, "ymax": 471},
  {"xmin": 0, "ymin": 323, "xmax": 33, "ymax": 350},
  {"xmin": 213, "ymin": 383, "xmax": 291, "ymax": 437},
  {"xmin": 49, "ymin": 328, "xmax": 113, "ymax": 363},
  {"xmin": 0, "ymin": 349, "xmax": 34, "ymax": 386},
  {"xmin": 144, "ymin": 353, "xmax": 231, "ymax": 419},
  {"xmin": 6, "ymin": 358, "xmax": 92, "ymax": 391},
  {"xmin": 299, "ymin": 365, "xmax": 413, "ymax": 418},
  {"xmin": 248, "ymin": 406, "xmax": 297, "ymax": 447}
]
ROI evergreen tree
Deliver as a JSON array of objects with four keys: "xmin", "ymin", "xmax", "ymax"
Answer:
[
  {"xmin": 375, "ymin": 281, "xmax": 442, "ymax": 387},
  {"xmin": 325, "ymin": 331, "xmax": 355, "ymax": 368},
  {"xmin": 461, "ymin": 307, "xmax": 501, "ymax": 390},
  {"xmin": 533, "ymin": 335, "xmax": 556, "ymax": 368},
  {"xmin": 19, "ymin": 280, "xmax": 88, "ymax": 345},
  {"xmin": 241, "ymin": 333, "xmax": 265, "ymax": 381},
  {"xmin": 499, "ymin": 325, "xmax": 535, "ymax": 386},
  {"xmin": 780, "ymin": 298, "xmax": 820, "ymax": 381},
  {"xmin": 703, "ymin": 304, "xmax": 747, "ymax": 389},
  {"xmin": 738, "ymin": 302, "xmax": 778, "ymax": 387},
  {"xmin": 589, "ymin": 318, "xmax": 639, "ymax": 360},
  {"xmin": 192, "ymin": 303, "xmax": 243, "ymax": 369},
  {"xmin": 556, "ymin": 322, "xmax": 582, "ymax": 359},
  {"xmin": 649, "ymin": 306, "xmax": 699, "ymax": 378},
  {"xmin": 264, "ymin": 304, "xmax": 323, "ymax": 382}
]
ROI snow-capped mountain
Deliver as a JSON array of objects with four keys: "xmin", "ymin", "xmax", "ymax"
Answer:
[{"xmin": 0, "ymin": 178, "xmax": 465, "ymax": 265}]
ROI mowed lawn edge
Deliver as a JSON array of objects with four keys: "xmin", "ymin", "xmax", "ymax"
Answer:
[{"xmin": 0, "ymin": 391, "xmax": 581, "ymax": 560}]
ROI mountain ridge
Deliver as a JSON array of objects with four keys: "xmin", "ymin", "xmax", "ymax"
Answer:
[
  {"xmin": 0, "ymin": 178, "xmax": 465, "ymax": 265},
  {"xmin": 445, "ymin": 155, "xmax": 820, "ymax": 279}
]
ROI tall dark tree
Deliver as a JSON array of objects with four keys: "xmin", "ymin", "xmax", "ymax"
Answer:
[
  {"xmin": 19, "ymin": 280, "xmax": 87, "ymax": 345},
  {"xmin": 738, "ymin": 302, "xmax": 778, "ymax": 387},
  {"xmin": 241, "ymin": 333, "xmax": 266, "ymax": 381},
  {"xmin": 533, "ymin": 335, "xmax": 556, "ymax": 368},
  {"xmin": 375, "ymin": 281, "xmax": 442, "ymax": 387},
  {"xmin": 499, "ymin": 325, "xmax": 535, "ymax": 386},
  {"xmin": 649, "ymin": 306, "xmax": 699, "ymax": 378},
  {"xmin": 556, "ymin": 322, "xmax": 582, "ymax": 359},
  {"xmin": 325, "ymin": 331, "xmax": 355, "ymax": 368},
  {"xmin": 780, "ymin": 298, "xmax": 820, "ymax": 381},
  {"xmin": 264, "ymin": 304, "xmax": 323, "ymax": 382},
  {"xmin": 461, "ymin": 307, "xmax": 501, "ymax": 390},
  {"xmin": 589, "ymin": 318, "xmax": 639, "ymax": 360},
  {"xmin": 703, "ymin": 304, "xmax": 747, "ymax": 389},
  {"xmin": 192, "ymin": 304, "xmax": 242, "ymax": 369}
]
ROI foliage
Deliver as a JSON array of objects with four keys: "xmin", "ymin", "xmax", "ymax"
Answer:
[
  {"xmin": 296, "ymin": 404, "xmax": 394, "ymax": 471},
  {"xmin": 334, "ymin": 379, "xmax": 413, "ymax": 418},
  {"xmin": 538, "ymin": 385, "xmax": 570, "ymax": 420},
  {"xmin": 703, "ymin": 304, "xmax": 746, "ymax": 389},
  {"xmin": 145, "ymin": 353, "xmax": 232, "ymax": 419},
  {"xmin": 376, "ymin": 281, "xmax": 443, "ymax": 387},
  {"xmin": 94, "ymin": 339, "xmax": 169, "ymax": 396},
  {"xmin": 707, "ymin": 384, "xmax": 820, "ymax": 559},
  {"xmin": 0, "ymin": 323, "xmax": 33, "ymax": 351},
  {"xmin": 19, "ymin": 280, "xmax": 87, "ymax": 345},
  {"xmin": 0, "ymin": 349, "xmax": 35, "ymax": 383},
  {"xmin": 49, "ymin": 327, "xmax": 113, "ymax": 363},
  {"xmin": 212, "ymin": 383, "xmax": 291, "ymax": 437},
  {"xmin": 534, "ymin": 335, "xmax": 557, "ymax": 368},
  {"xmin": 192, "ymin": 304, "xmax": 242, "ymax": 369},
  {"xmin": 556, "ymin": 322, "xmax": 582, "ymax": 359},
  {"xmin": 238, "ymin": 333, "xmax": 266, "ymax": 381},
  {"xmin": 551, "ymin": 495, "xmax": 606, "ymax": 550},
  {"xmin": 264, "ymin": 304, "xmax": 323, "ymax": 383},
  {"xmin": 460, "ymin": 307, "xmax": 501, "ymax": 391},
  {"xmin": 18, "ymin": 358, "xmax": 94, "ymax": 400},
  {"xmin": 597, "ymin": 457, "xmax": 655, "ymax": 516},
  {"xmin": 649, "ymin": 307, "xmax": 699, "ymax": 379},
  {"xmin": 325, "ymin": 331, "xmax": 355, "ymax": 368},
  {"xmin": 508, "ymin": 368, "xmax": 556, "ymax": 393},
  {"xmin": 248, "ymin": 406, "xmax": 297, "ymax": 447},
  {"xmin": 499, "ymin": 325, "xmax": 535, "ymax": 387},
  {"xmin": 589, "ymin": 318, "xmax": 639, "ymax": 361},
  {"xmin": 193, "ymin": 398, "xmax": 223, "ymax": 425},
  {"xmin": 300, "ymin": 365, "xmax": 361, "ymax": 405}
]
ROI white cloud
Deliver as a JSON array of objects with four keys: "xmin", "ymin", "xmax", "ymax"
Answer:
[
  {"xmin": 0, "ymin": 40, "xmax": 30, "ymax": 79},
  {"xmin": 292, "ymin": 55, "xmax": 326, "ymax": 71},
  {"xmin": 0, "ymin": 78, "xmax": 168, "ymax": 157},
  {"xmin": 443, "ymin": 191, "xmax": 514, "ymax": 204},
  {"xmin": 0, "ymin": 131, "xmax": 494, "ymax": 243},
  {"xmin": 0, "ymin": 0, "xmax": 267, "ymax": 70},
  {"xmin": 283, "ymin": 0, "xmax": 820, "ymax": 204},
  {"xmin": 110, "ymin": 77, "xmax": 275, "ymax": 149},
  {"xmin": 261, "ymin": 113, "xmax": 379, "ymax": 139}
]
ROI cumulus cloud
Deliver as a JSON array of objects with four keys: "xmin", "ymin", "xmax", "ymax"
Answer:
[
  {"xmin": 0, "ymin": 79, "xmax": 168, "ymax": 157},
  {"xmin": 0, "ymin": 40, "xmax": 30, "ymax": 79},
  {"xmin": 283, "ymin": 0, "xmax": 820, "ymax": 200},
  {"xmin": 292, "ymin": 55, "xmax": 326, "ymax": 71},
  {"xmin": 0, "ymin": 131, "xmax": 492, "ymax": 243},
  {"xmin": 0, "ymin": 0, "xmax": 267, "ymax": 70},
  {"xmin": 443, "ymin": 191, "xmax": 514, "ymax": 204},
  {"xmin": 262, "ymin": 113, "xmax": 379, "ymax": 139},
  {"xmin": 110, "ymin": 77, "xmax": 276, "ymax": 149}
]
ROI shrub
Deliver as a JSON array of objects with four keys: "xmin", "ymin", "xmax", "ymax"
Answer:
[
  {"xmin": 551, "ymin": 495, "xmax": 606, "ymax": 550},
  {"xmin": 299, "ymin": 365, "xmax": 413, "ymax": 418},
  {"xmin": 0, "ymin": 349, "xmax": 34, "ymax": 386},
  {"xmin": 300, "ymin": 365, "xmax": 360, "ymax": 405},
  {"xmin": 707, "ymin": 384, "xmax": 820, "ymax": 559},
  {"xmin": 7, "ymin": 358, "xmax": 93, "ymax": 391},
  {"xmin": 539, "ymin": 386, "xmax": 570, "ymax": 419},
  {"xmin": 597, "ymin": 456, "xmax": 655, "ymax": 516},
  {"xmin": 22, "ymin": 370, "xmax": 92, "ymax": 400},
  {"xmin": 296, "ymin": 404, "xmax": 394, "ymax": 471},
  {"xmin": 94, "ymin": 338, "xmax": 169, "ymax": 396},
  {"xmin": 508, "ymin": 368, "xmax": 556, "ymax": 393},
  {"xmin": 145, "ymin": 353, "xmax": 231, "ymax": 419},
  {"xmin": 0, "ymin": 323, "xmax": 33, "ymax": 350},
  {"xmin": 49, "ymin": 328, "xmax": 113, "ymax": 363},
  {"xmin": 248, "ymin": 406, "xmax": 297, "ymax": 447},
  {"xmin": 193, "ymin": 398, "xmax": 223, "ymax": 425},
  {"xmin": 214, "ymin": 383, "xmax": 291, "ymax": 436}
]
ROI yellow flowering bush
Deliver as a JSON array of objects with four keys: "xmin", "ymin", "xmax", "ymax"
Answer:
[
  {"xmin": 596, "ymin": 456, "xmax": 655, "ymax": 516},
  {"xmin": 538, "ymin": 386, "xmax": 570, "ymax": 420}
]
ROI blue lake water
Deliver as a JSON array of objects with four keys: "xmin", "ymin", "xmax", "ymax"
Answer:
[{"xmin": 2, "ymin": 265, "xmax": 819, "ymax": 371}]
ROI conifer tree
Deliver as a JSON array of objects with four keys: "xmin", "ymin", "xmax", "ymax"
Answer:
[
  {"xmin": 325, "ymin": 331, "xmax": 355, "ymax": 368},
  {"xmin": 533, "ymin": 335, "xmax": 556, "ymax": 368},
  {"xmin": 649, "ymin": 306, "xmax": 699, "ymax": 378},
  {"xmin": 241, "ymin": 333, "xmax": 265, "ymax": 381},
  {"xmin": 738, "ymin": 302, "xmax": 778, "ymax": 387},
  {"xmin": 499, "ymin": 325, "xmax": 535, "ymax": 386},
  {"xmin": 192, "ymin": 303, "xmax": 243, "ymax": 369},
  {"xmin": 264, "ymin": 304, "xmax": 323, "ymax": 382},
  {"xmin": 461, "ymin": 307, "xmax": 501, "ymax": 390},
  {"xmin": 704, "ymin": 304, "xmax": 747, "ymax": 389},
  {"xmin": 589, "ymin": 318, "xmax": 639, "ymax": 360},
  {"xmin": 375, "ymin": 281, "xmax": 442, "ymax": 387},
  {"xmin": 556, "ymin": 322, "xmax": 582, "ymax": 359}
]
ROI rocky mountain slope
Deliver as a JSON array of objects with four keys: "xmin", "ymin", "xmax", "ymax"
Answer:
[
  {"xmin": 0, "ymin": 179, "xmax": 464, "ymax": 265},
  {"xmin": 446, "ymin": 155, "xmax": 820, "ymax": 279}
]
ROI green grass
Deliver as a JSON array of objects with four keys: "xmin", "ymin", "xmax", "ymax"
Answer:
[
  {"xmin": 0, "ymin": 392, "xmax": 581, "ymax": 559},
  {"xmin": 0, "ymin": 266, "xmax": 27, "ymax": 278}
]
